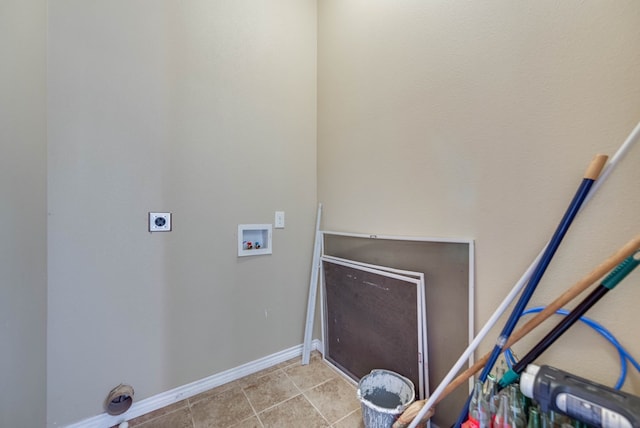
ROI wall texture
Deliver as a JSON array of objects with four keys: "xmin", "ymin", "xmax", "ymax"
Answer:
[
  {"xmin": 47, "ymin": 1, "xmax": 317, "ymax": 425},
  {"xmin": 0, "ymin": 1, "xmax": 48, "ymax": 427},
  {"xmin": 10, "ymin": 1, "xmax": 640, "ymax": 425},
  {"xmin": 318, "ymin": 0, "xmax": 640, "ymax": 417}
]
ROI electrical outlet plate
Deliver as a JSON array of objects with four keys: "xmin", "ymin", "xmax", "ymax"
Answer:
[{"xmin": 149, "ymin": 212, "xmax": 172, "ymax": 232}]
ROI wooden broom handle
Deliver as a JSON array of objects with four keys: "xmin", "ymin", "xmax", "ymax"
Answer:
[
  {"xmin": 394, "ymin": 234, "xmax": 640, "ymax": 428},
  {"xmin": 584, "ymin": 154, "xmax": 608, "ymax": 180}
]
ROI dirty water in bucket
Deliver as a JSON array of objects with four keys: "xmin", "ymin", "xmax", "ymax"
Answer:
[
  {"xmin": 363, "ymin": 388, "xmax": 403, "ymax": 409},
  {"xmin": 358, "ymin": 369, "xmax": 415, "ymax": 428}
]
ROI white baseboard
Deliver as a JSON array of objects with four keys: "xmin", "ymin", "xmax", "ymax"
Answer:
[{"xmin": 66, "ymin": 339, "xmax": 323, "ymax": 428}]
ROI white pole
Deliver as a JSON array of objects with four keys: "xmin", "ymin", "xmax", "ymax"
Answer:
[
  {"xmin": 302, "ymin": 203, "xmax": 323, "ymax": 365},
  {"xmin": 407, "ymin": 120, "xmax": 640, "ymax": 428}
]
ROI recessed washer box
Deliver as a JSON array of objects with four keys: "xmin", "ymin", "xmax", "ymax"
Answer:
[{"xmin": 238, "ymin": 224, "xmax": 272, "ymax": 256}]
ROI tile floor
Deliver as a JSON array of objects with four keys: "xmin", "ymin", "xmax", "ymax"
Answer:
[{"xmin": 122, "ymin": 352, "xmax": 365, "ymax": 428}]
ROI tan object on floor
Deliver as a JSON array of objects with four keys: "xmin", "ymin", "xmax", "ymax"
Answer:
[{"xmin": 392, "ymin": 401, "xmax": 434, "ymax": 428}]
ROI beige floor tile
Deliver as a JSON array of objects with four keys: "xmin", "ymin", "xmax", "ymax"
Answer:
[
  {"xmin": 190, "ymin": 387, "xmax": 255, "ymax": 428},
  {"xmin": 279, "ymin": 350, "xmax": 322, "ymax": 367},
  {"xmin": 128, "ymin": 400, "xmax": 189, "ymax": 426},
  {"xmin": 135, "ymin": 407, "xmax": 193, "ymax": 428},
  {"xmin": 275, "ymin": 356, "xmax": 300, "ymax": 370},
  {"xmin": 229, "ymin": 415, "xmax": 263, "ymax": 428},
  {"xmin": 305, "ymin": 377, "xmax": 360, "ymax": 424},
  {"xmin": 258, "ymin": 395, "xmax": 329, "ymax": 428},
  {"xmin": 188, "ymin": 380, "xmax": 242, "ymax": 405},
  {"xmin": 243, "ymin": 370, "xmax": 301, "ymax": 413},
  {"xmin": 308, "ymin": 350, "xmax": 324, "ymax": 364},
  {"xmin": 332, "ymin": 408, "xmax": 364, "ymax": 428},
  {"xmin": 284, "ymin": 358, "xmax": 338, "ymax": 391},
  {"xmin": 124, "ymin": 351, "xmax": 359, "ymax": 428},
  {"xmin": 235, "ymin": 366, "xmax": 281, "ymax": 389}
]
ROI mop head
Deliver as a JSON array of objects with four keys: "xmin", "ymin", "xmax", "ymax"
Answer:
[{"xmin": 392, "ymin": 400, "xmax": 434, "ymax": 428}]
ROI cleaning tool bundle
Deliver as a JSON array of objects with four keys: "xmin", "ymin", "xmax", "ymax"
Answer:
[
  {"xmin": 444, "ymin": 234, "xmax": 640, "ymax": 395},
  {"xmin": 453, "ymin": 154, "xmax": 607, "ymax": 427},
  {"xmin": 499, "ymin": 250, "xmax": 640, "ymax": 389},
  {"xmin": 397, "ymin": 120, "xmax": 640, "ymax": 428}
]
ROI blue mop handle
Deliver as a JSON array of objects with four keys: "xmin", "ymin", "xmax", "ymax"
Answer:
[{"xmin": 454, "ymin": 154, "xmax": 608, "ymax": 427}]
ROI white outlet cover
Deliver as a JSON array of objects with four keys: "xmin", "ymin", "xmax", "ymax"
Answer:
[
  {"xmin": 149, "ymin": 212, "xmax": 172, "ymax": 232},
  {"xmin": 275, "ymin": 211, "xmax": 285, "ymax": 229}
]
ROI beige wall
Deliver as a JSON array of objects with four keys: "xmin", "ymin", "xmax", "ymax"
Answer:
[
  {"xmin": 47, "ymin": 1, "xmax": 317, "ymax": 425},
  {"xmin": 7, "ymin": 1, "xmax": 640, "ymax": 425},
  {"xmin": 318, "ymin": 0, "xmax": 640, "ymax": 401},
  {"xmin": 0, "ymin": 1, "xmax": 48, "ymax": 427}
]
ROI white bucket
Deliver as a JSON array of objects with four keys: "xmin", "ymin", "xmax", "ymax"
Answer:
[{"xmin": 357, "ymin": 369, "xmax": 416, "ymax": 428}]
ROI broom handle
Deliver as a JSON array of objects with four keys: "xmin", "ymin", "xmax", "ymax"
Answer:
[{"xmin": 394, "ymin": 234, "xmax": 640, "ymax": 427}]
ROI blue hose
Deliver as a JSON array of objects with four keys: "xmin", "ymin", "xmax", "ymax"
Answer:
[
  {"xmin": 504, "ymin": 348, "xmax": 516, "ymax": 370},
  {"xmin": 504, "ymin": 306, "xmax": 640, "ymax": 390}
]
